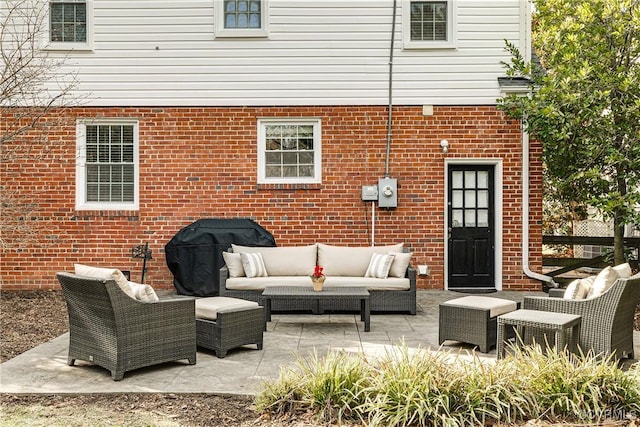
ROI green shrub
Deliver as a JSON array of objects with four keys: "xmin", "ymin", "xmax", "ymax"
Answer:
[{"xmin": 256, "ymin": 344, "xmax": 640, "ymax": 426}]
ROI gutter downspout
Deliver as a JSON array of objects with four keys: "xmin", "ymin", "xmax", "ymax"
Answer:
[{"xmin": 522, "ymin": 125, "xmax": 556, "ymax": 288}]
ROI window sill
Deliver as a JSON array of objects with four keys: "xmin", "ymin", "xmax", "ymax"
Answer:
[
  {"xmin": 257, "ymin": 183, "xmax": 322, "ymax": 191},
  {"xmin": 72, "ymin": 210, "xmax": 140, "ymax": 220}
]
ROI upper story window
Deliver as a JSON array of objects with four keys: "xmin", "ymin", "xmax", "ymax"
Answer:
[
  {"xmin": 46, "ymin": 0, "xmax": 93, "ymax": 50},
  {"xmin": 257, "ymin": 119, "xmax": 321, "ymax": 184},
  {"xmin": 76, "ymin": 120, "xmax": 139, "ymax": 211},
  {"xmin": 402, "ymin": 0, "xmax": 456, "ymax": 49},
  {"xmin": 215, "ymin": 0, "xmax": 269, "ymax": 38}
]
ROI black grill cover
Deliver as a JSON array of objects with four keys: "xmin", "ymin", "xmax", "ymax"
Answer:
[{"xmin": 165, "ymin": 218, "xmax": 276, "ymax": 296}]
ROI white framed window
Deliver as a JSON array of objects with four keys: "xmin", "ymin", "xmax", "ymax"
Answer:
[
  {"xmin": 44, "ymin": 0, "xmax": 93, "ymax": 51},
  {"xmin": 257, "ymin": 119, "xmax": 322, "ymax": 184},
  {"xmin": 76, "ymin": 119, "xmax": 139, "ymax": 211},
  {"xmin": 402, "ymin": 0, "xmax": 456, "ymax": 49},
  {"xmin": 214, "ymin": 0, "xmax": 269, "ymax": 38}
]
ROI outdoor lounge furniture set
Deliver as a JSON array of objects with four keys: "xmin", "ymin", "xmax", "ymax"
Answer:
[
  {"xmin": 219, "ymin": 243, "xmax": 416, "ymax": 314},
  {"xmin": 439, "ymin": 263, "xmax": 640, "ymax": 360}
]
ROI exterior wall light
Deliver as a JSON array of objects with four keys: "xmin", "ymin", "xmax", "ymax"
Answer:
[{"xmin": 440, "ymin": 139, "xmax": 449, "ymax": 153}]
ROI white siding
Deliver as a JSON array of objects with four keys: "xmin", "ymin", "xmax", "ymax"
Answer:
[{"xmin": 44, "ymin": 0, "xmax": 527, "ymax": 106}]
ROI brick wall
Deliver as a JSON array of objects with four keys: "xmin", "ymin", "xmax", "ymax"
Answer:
[{"xmin": 0, "ymin": 105, "xmax": 543, "ymax": 291}]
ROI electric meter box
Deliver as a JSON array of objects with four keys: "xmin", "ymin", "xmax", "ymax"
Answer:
[
  {"xmin": 361, "ymin": 185, "xmax": 378, "ymax": 201},
  {"xmin": 378, "ymin": 177, "xmax": 397, "ymax": 208}
]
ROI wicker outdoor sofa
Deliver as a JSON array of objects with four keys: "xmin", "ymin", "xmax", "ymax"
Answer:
[
  {"xmin": 523, "ymin": 272, "xmax": 640, "ymax": 359},
  {"xmin": 219, "ymin": 243, "xmax": 416, "ymax": 314},
  {"xmin": 57, "ymin": 272, "xmax": 197, "ymax": 380}
]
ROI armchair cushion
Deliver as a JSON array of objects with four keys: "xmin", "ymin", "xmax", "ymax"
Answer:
[
  {"xmin": 74, "ymin": 263, "xmax": 134, "ymax": 299},
  {"xmin": 127, "ymin": 281, "xmax": 159, "ymax": 302},
  {"xmin": 563, "ymin": 278, "xmax": 590, "ymax": 300},
  {"xmin": 588, "ymin": 266, "xmax": 618, "ymax": 298}
]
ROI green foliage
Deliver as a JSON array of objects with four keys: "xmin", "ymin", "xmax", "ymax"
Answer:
[
  {"xmin": 498, "ymin": 0, "xmax": 640, "ymax": 262},
  {"xmin": 257, "ymin": 344, "xmax": 640, "ymax": 426}
]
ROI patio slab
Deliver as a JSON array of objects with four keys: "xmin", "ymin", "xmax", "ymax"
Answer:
[{"xmin": 1, "ymin": 290, "xmax": 638, "ymax": 395}]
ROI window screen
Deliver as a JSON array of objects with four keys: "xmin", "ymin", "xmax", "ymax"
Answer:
[
  {"xmin": 410, "ymin": 1, "xmax": 448, "ymax": 41},
  {"xmin": 50, "ymin": 0, "xmax": 87, "ymax": 43}
]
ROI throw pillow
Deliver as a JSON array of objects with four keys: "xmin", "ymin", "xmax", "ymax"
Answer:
[
  {"xmin": 588, "ymin": 266, "xmax": 618, "ymax": 298},
  {"xmin": 563, "ymin": 278, "xmax": 589, "ymax": 300},
  {"xmin": 612, "ymin": 262, "xmax": 632, "ymax": 279},
  {"xmin": 240, "ymin": 252, "xmax": 268, "ymax": 278},
  {"xmin": 74, "ymin": 263, "xmax": 135, "ymax": 299},
  {"xmin": 223, "ymin": 252, "xmax": 245, "ymax": 277},
  {"xmin": 127, "ymin": 281, "xmax": 159, "ymax": 302},
  {"xmin": 388, "ymin": 252, "xmax": 412, "ymax": 278},
  {"xmin": 364, "ymin": 253, "xmax": 395, "ymax": 279}
]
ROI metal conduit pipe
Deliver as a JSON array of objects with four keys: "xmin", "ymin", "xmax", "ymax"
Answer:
[{"xmin": 385, "ymin": 0, "xmax": 397, "ymax": 178}]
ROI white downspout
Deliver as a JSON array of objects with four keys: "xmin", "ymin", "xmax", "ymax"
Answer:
[{"xmin": 522, "ymin": 128, "xmax": 556, "ymax": 287}]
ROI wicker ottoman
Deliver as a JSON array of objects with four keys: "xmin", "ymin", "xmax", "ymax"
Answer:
[
  {"xmin": 439, "ymin": 296, "xmax": 519, "ymax": 353},
  {"xmin": 195, "ymin": 297, "xmax": 264, "ymax": 358}
]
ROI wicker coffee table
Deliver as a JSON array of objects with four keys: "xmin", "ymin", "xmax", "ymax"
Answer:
[{"xmin": 262, "ymin": 286, "xmax": 371, "ymax": 332}]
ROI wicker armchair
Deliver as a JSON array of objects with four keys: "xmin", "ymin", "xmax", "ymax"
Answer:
[
  {"xmin": 523, "ymin": 273, "xmax": 640, "ymax": 360},
  {"xmin": 57, "ymin": 272, "xmax": 197, "ymax": 380}
]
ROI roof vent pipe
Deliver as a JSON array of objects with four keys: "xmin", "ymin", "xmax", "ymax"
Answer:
[{"xmin": 385, "ymin": 0, "xmax": 397, "ymax": 178}]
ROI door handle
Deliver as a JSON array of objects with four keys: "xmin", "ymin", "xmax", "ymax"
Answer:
[{"xmin": 448, "ymin": 227, "xmax": 452, "ymax": 239}]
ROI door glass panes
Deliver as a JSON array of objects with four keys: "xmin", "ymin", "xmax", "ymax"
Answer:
[
  {"xmin": 478, "ymin": 210, "xmax": 489, "ymax": 227},
  {"xmin": 452, "ymin": 190, "xmax": 463, "ymax": 208},
  {"xmin": 452, "ymin": 210, "xmax": 463, "ymax": 227},
  {"xmin": 465, "ymin": 210, "xmax": 476, "ymax": 227},
  {"xmin": 478, "ymin": 190, "xmax": 488, "ymax": 208},
  {"xmin": 477, "ymin": 171, "xmax": 488, "ymax": 188},
  {"xmin": 451, "ymin": 171, "xmax": 463, "ymax": 188},
  {"xmin": 450, "ymin": 168, "xmax": 491, "ymax": 228},
  {"xmin": 465, "ymin": 190, "xmax": 476, "ymax": 208},
  {"xmin": 464, "ymin": 171, "xmax": 475, "ymax": 188}
]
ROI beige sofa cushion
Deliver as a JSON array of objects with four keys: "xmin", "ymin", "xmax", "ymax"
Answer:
[
  {"xmin": 388, "ymin": 252, "xmax": 412, "ymax": 278},
  {"xmin": 365, "ymin": 253, "xmax": 395, "ymax": 279},
  {"xmin": 232, "ymin": 244, "xmax": 317, "ymax": 276},
  {"xmin": 226, "ymin": 275, "xmax": 410, "ymax": 291},
  {"xmin": 612, "ymin": 262, "xmax": 632, "ymax": 278},
  {"xmin": 223, "ymin": 252, "xmax": 245, "ymax": 277},
  {"xmin": 318, "ymin": 243, "xmax": 403, "ymax": 277}
]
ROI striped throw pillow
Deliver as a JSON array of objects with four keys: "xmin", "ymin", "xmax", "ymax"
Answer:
[
  {"xmin": 364, "ymin": 253, "xmax": 395, "ymax": 279},
  {"xmin": 240, "ymin": 252, "xmax": 268, "ymax": 278}
]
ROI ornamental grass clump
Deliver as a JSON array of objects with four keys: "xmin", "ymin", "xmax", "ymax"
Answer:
[
  {"xmin": 256, "ymin": 350, "xmax": 372, "ymax": 424},
  {"xmin": 500, "ymin": 344, "xmax": 640, "ymax": 423},
  {"xmin": 257, "ymin": 343, "xmax": 640, "ymax": 426},
  {"xmin": 356, "ymin": 346, "xmax": 466, "ymax": 427}
]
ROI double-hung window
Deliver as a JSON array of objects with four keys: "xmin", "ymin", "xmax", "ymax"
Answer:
[
  {"xmin": 258, "ymin": 119, "xmax": 322, "ymax": 184},
  {"xmin": 215, "ymin": 0, "xmax": 269, "ymax": 38},
  {"xmin": 402, "ymin": 0, "xmax": 456, "ymax": 49},
  {"xmin": 76, "ymin": 120, "xmax": 139, "ymax": 210},
  {"xmin": 47, "ymin": 0, "xmax": 93, "ymax": 50}
]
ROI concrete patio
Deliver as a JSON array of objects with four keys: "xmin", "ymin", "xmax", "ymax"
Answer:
[{"xmin": 1, "ymin": 289, "xmax": 638, "ymax": 396}]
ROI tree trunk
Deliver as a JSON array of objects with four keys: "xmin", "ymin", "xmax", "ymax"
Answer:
[{"xmin": 613, "ymin": 212, "xmax": 625, "ymax": 265}]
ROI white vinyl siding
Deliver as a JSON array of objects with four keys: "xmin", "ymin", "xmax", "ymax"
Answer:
[
  {"xmin": 40, "ymin": 0, "xmax": 526, "ymax": 106},
  {"xmin": 76, "ymin": 119, "xmax": 139, "ymax": 211}
]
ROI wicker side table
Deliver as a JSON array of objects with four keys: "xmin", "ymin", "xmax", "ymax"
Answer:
[{"xmin": 496, "ymin": 309, "xmax": 581, "ymax": 359}]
